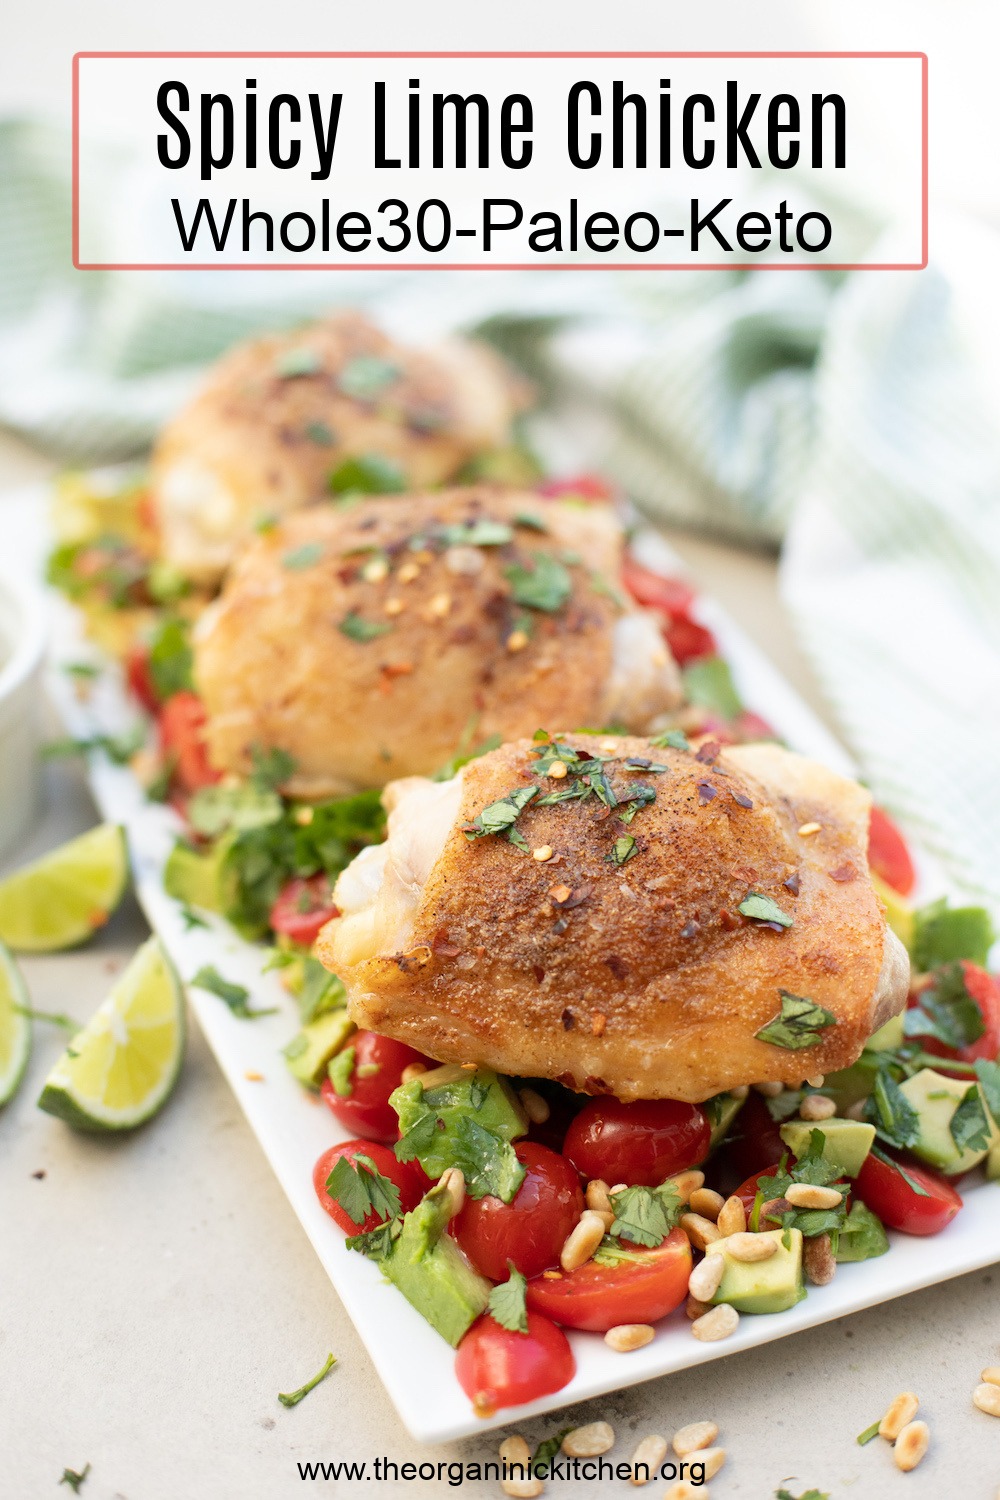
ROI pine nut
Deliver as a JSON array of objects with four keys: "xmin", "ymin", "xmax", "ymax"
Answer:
[
  {"xmin": 501, "ymin": 1474, "xmax": 544, "ymax": 1499},
  {"xmin": 519, "ymin": 1087, "xmax": 550, "ymax": 1124},
  {"xmin": 605, "ymin": 1323, "xmax": 655, "ymax": 1352},
  {"xmin": 439, "ymin": 1167, "xmax": 466, "ymax": 1218},
  {"xmin": 688, "ymin": 1254, "xmax": 724, "ymax": 1302},
  {"xmin": 759, "ymin": 1197, "xmax": 789, "ymax": 1224},
  {"xmin": 724, "ymin": 1232, "xmax": 777, "ymax": 1263},
  {"xmin": 667, "ymin": 1169, "xmax": 705, "ymax": 1203},
  {"xmin": 716, "ymin": 1196, "xmax": 747, "ymax": 1237},
  {"xmin": 798, "ymin": 822, "xmax": 821, "ymax": 836},
  {"xmin": 532, "ymin": 845, "xmax": 554, "ymax": 862},
  {"xmin": 806, "ymin": 1074, "xmax": 826, "ymax": 1088},
  {"xmin": 686, "ymin": 1294, "xmax": 712, "ymax": 1320},
  {"xmin": 755, "ymin": 1081, "xmax": 785, "ymax": 1098},
  {"xmin": 609, "ymin": 1182, "xmax": 628, "ymax": 1196},
  {"xmin": 629, "ymin": 1433, "xmax": 668, "ymax": 1485},
  {"xmin": 699, "ymin": 1447, "xmax": 727, "ymax": 1479},
  {"xmin": 671, "ymin": 1420, "xmax": 719, "ymax": 1457},
  {"xmin": 586, "ymin": 1180, "xmax": 613, "ymax": 1215},
  {"xmin": 730, "ymin": 1084, "xmax": 749, "ymax": 1099},
  {"xmin": 893, "ymin": 1420, "xmax": 929, "ymax": 1472},
  {"xmin": 879, "ymin": 1391, "xmax": 919, "ymax": 1441},
  {"xmin": 691, "ymin": 1304, "xmax": 739, "ymax": 1342},
  {"xmin": 400, "ymin": 1062, "xmax": 428, "ymax": 1083},
  {"xmin": 499, "ymin": 1436, "xmax": 531, "ymax": 1464},
  {"xmin": 981, "ymin": 1367, "xmax": 1000, "ymax": 1386},
  {"xmin": 688, "ymin": 1187, "xmax": 725, "ymax": 1221},
  {"xmin": 974, "ymin": 1383, "xmax": 1000, "ymax": 1416},
  {"xmin": 662, "ymin": 1485, "xmax": 705, "ymax": 1500},
  {"xmin": 562, "ymin": 1421, "xmax": 615, "ymax": 1457},
  {"xmin": 799, "ymin": 1094, "xmax": 837, "ymax": 1121},
  {"xmin": 500, "ymin": 1434, "xmax": 543, "ymax": 1496},
  {"xmin": 560, "ymin": 1211, "xmax": 607, "ymax": 1272},
  {"xmin": 804, "ymin": 1233, "xmax": 837, "ymax": 1286},
  {"xmin": 680, "ymin": 1213, "xmax": 720, "ymax": 1252},
  {"xmin": 784, "ymin": 1183, "xmax": 843, "ymax": 1210}
]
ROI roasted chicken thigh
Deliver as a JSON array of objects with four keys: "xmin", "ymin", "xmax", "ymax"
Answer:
[
  {"xmin": 150, "ymin": 312, "xmax": 524, "ymax": 581},
  {"xmin": 319, "ymin": 735, "xmax": 910, "ymax": 1103},
  {"xmin": 193, "ymin": 491, "xmax": 682, "ymax": 798}
]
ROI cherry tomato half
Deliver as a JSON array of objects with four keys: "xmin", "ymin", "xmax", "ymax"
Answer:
[
  {"xmin": 664, "ymin": 614, "xmax": 718, "ymax": 666},
  {"xmin": 620, "ymin": 556, "xmax": 696, "ymax": 617},
  {"xmin": 538, "ymin": 472, "xmax": 616, "ymax": 504},
  {"xmin": 269, "ymin": 874, "xmax": 339, "ymax": 949},
  {"xmin": 868, "ymin": 806, "xmax": 916, "ymax": 897},
  {"xmin": 313, "ymin": 1140, "xmax": 425, "ymax": 1235},
  {"xmin": 320, "ymin": 1030, "xmax": 434, "ymax": 1144},
  {"xmin": 854, "ymin": 1151, "xmax": 962, "ymax": 1236},
  {"xmin": 158, "ymin": 691, "xmax": 221, "ymax": 793},
  {"xmin": 564, "ymin": 1097, "xmax": 710, "ymax": 1188},
  {"xmin": 452, "ymin": 1142, "xmax": 584, "ymax": 1282},
  {"xmin": 526, "ymin": 1226, "xmax": 691, "ymax": 1331},
  {"xmin": 721, "ymin": 1091, "xmax": 787, "ymax": 1183},
  {"xmin": 455, "ymin": 1310, "xmax": 575, "ymax": 1415},
  {"xmin": 906, "ymin": 961, "xmax": 1000, "ymax": 1069}
]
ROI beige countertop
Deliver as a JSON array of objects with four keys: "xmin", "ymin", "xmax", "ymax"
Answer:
[{"xmin": 3, "ymin": 430, "xmax": 997, "ymax": 1500}]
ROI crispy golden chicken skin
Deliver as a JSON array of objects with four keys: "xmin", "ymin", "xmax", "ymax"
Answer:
[
  {"xmin": 318, "ymin": 735, "xmax": 910, "ymax": 1103},
  {"xmin": 193, "ymin": 491, "xmax": 682, "ymax": 798},
  {"xmin": 150, "ymin": 312, "xmax": 525, "ymax": 581}
]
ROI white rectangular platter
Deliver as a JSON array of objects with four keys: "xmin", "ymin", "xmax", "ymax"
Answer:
[{"xmin": 14, "ymin": 488, "xmax": 999, "ymax": 1444}]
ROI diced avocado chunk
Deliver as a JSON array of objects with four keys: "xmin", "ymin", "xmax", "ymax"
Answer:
[
  {"xmin": 708, "ymin": 1227, "xmax": 804, "ymax": 1314},
  {"xmin": 381, "ymin": 1182, "xmax": 491, "ymax": 1346},
  {"xmin": 900, "ymin": 1068, "xmax": 999, "ymax": 1175},
  {"xmin": 390, "ymin": 1065, "xmax": 527, "ymax": 1184},
  {"xmin": 987, "ymin": 1143, "xmax": 1000, "ymax": 1182},
  {"xmin": 163, "ymin": 837, "xmax": 231, "ymax": 913},
  {"xmin": 779, "ymin": 1118, "xmax": 876, "ymax": 1178},
  {"xmin": 871, "ymin": 873, "xmax": 915, "ymax": 950},
  {"xmin": 704, "ymin": 1092, "xmax": 746, "ymax": 1152},
  {"xmin": 836, "ymin": 1201, "xmax": 889, "ymax": 1263},
  {"xmin": 283, "ymin": 1010, "xmax": 355, "ymax": 1089},
  {"xmin": 823, "ymin": 1012, "xmax": 906, "ymax": 1112}
]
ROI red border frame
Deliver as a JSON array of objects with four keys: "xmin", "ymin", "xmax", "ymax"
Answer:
[{"xmin": 72, "ymin": 51, "xmax": 929, "ymax": 272}]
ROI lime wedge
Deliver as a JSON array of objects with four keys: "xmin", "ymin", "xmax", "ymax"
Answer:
[
  {"xmin": 0, "ymin": 824, "xmax": 129, "ymax": 952},
  {"xmin": 38, "ymin": 936, "xmax": 184, "ymax": 1131},
  {"xmin": 0, "ymin": 942, "xmax": 31, "ymax": 1106}
]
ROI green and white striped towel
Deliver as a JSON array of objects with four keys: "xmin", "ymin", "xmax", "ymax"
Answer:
[{"xmin": 2, "ymin": 119, "xmax": 998, "ymax": 907}]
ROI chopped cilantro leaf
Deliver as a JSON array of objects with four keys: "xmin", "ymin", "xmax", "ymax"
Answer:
[
  {"xmin": 147, "ymin": 616, "xmax": 193, "ymax": 700},
  {"xmin": 432, "ymin": 733, "xmax": 502, "ymax": 782},
  {"xmin": 190, "ymin": 965, "xmax": 277, "ymax": 1020},
  {"xmin": 857, "ymin": 1419, "xmax": 881, "ymax": 1446},
  {"xmin": 346, "ymin": 1217, "xmax": 401, "ymax": 1259},
  {"xmin": 755, "ymin": 991, "xmax": 836, "ymax": 1051},
  {"xmin": 650, "ymin": 728, "xmax": 691, "ymax": 751},
  {"xmin": 618, "ymin": 784, "xmax": 657, "ymax": 823},
  {"xmin": 950, "ymin": 1085, "xmax": 992, "ymax": 1154},
  {"xmin": 608, "ymin": 835, "xmax": 637, "ymax": 867},
  {"xmin": 250, "ymin": 745, "xmax": 297, "ymax": 792},
  {"xmin": 63, "ymin": 662, "xmax": 100, "ymax": 681},
  {"xmin": 903, "ymin": 963, "xmax": 986, "ymax": 1050},
  {"xmin": 305, "ymin": 420, "xmax": 336, "ymax": 445},
  {"xmin": 462, "ymin": 785, "xmax": 538, "ymax": 845},
  {"xmin": 338, "ymin": 355, "xmax": 399, "ymax": 399},
  {"xmin": 911, "ymin": 897, "xmax": 995, "ymax": 970},
  {"xmin": 277, "ymin": 1351, "xmax": 336, "ymax": 1407},
  {"xmin": 275, "ymin": 347, "xmax": 322, "ymax": 378},
  {"xmin": 487, "ymin": 1265, "xmax": 529, "ymax": 1334},
  {"xmin": 504, "ymin": 552, "xmax": 572, "ymax": 613},
  {"xmin": 863, "ymin": 1068, "xmax": 920, "ymax": 1149},
  {"xmin": 440, "ymin": 519, "xmax": 513, "ymax": 547},
  {"xmin": 325, "ymin": 1153, "xmax": 401, "ymax": 1226},
  {"xmin": 755, "ymin": 1143, "xmax": 848, "ymax": 1238},
  {"xmin": 515, "ymin": 512, "xmax": 548, "ymax": 533},
  {"xmin": 327, "ymin": 1045, "xmax": 356, "ymax": 1097},
  {"xmin": 282, "ymin": 542, "xmax": 325, "ymax": 571},
  {"xmin": 339, "ymin": 611, "xmax": 393, "ymax": 642},
  {"xmin": 188, "ymin": 781, "xmax": 283, "ymax": 838},
  {"xmin": 739, "ymin": 891, "xmax": 794, "ymax": 927},
  {"xmin": 58, "ymin": 1465, "xmax": 91, "ymax": 1493},
  {"xmin": 532, "ymin": 1430, "xmax": 571, "ymax": 1475},
  {"xmin": 44, "ymin": 727, "xmax": 145, "ymax": 765},
  {"xmin": 870, "ymin": 1144, "xmax": 931, "ymax": 1197},
  {"xmin": 608, "ymin": 1181, "xmax": 684, "ymax": 1248},
  {"xmin": 297, "ymin": 957, "xmax": 346, "ymax": 1025},
  {"xmin": 682, "ymin": 655, "xmax": 743, "ymax": 722},
  {"xmin": 775, "ymin": 1490, "xmax": 829, "ymax": 1500},
  {"xmin": 585, "ymin": 763, "xmax": 618, "ymax": 807},
  {"xmin": 974, "ymin": 1059, "xmax": 1000, "ymax": 1127},
  {"xmin": 329, "ymin": 453, "xmax": 405, "ymax": 495}
]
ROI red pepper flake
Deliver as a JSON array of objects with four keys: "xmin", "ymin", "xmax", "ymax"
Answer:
[
  {"xmin": 604, "ymin": 954, "xmax": 630, "ymax": 981},
  {"xmin": 697, "ymin": 781, "xmax": 718, "ymax": 804},
  {"xmin": 591, "ymin": 1012, "xmax": 607, "ymax": 1038},
  {"xmin": 680, "ymin": 919, "xmax": 700, "ymax": 938},
  {"xmin": 380, "ymin": 661, "xmax": 414, "ymax": 678},
  {"xmin": 561, "ymin": 1007, "xmax": 576, "ymax": 1030},
  {"xmin": 695, "ymin": 740, "xmax": 721, "ymax": 764},
  {"xmin": 549, "ymin": 883, "xmax": 572, "ymax": 905},
  {"xmin": 830, "ymin": 861, "xmax": 858, "ymax": 883},
  {"xmin": 784, "ymin": 872, "xmax": 801, "ymax": 896},
  {"xmin": 431, "ymin": 928, "xmax": 461, "ymax": 958},
  {"xmin": 532, "ymin": 964, "xmax": 546, "ymax": 983},
  {"xmin": 731, "ymin": 790, "xmax": 754, "ymax": 810},
  {"xmin": 718, "ymin": 909, "xmax": 739, "ymax": 931}
]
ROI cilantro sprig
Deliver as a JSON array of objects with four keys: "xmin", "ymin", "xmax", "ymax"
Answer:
[
  {"xmin": 755, "ymin": 991, "xmax": 837, "ymax": 1051},
  {"xmin": 903, "ymin": 963, "xmax": 987, "ymax": 1050},
  {"xmin": 739, "ymin": 891, "xmax": 794, "ymax": 928},
  {"xmin": 487, "ymin": 1265, "xmax": 529, "ymax": 1334},
  {"xmin": 277, "ymin": 1351, "xmax": 337, "ymax": 1408},
  {"xmin": 461, "ymin": 785, "xmax": 538, "ymax": 851},
  {"xmin": 190, "ymin": 965, "xmax": 277, "ymax": 1020},
  {"xmin": 607, "ymin": 1180, "xmax": 684, "ymax": 1248},
  {"xmin": 325, "ymin": 1153, "xmax": 402, "ymax": 1226}
]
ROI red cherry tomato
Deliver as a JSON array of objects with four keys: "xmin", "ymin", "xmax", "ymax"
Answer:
[
  {"xmin": 563, "ymin": 1097, "xmax": 710, "ymax": 1187},
  {"xmin": 868, "ymin": 805, "xmax": 916, "ymax": 896},
  {"xmin": 538, "ymin": 472, "xmax": 616, "ymax": 504},
  {"xmin": 269, "ymin": 874, "xmax": 339, "ymax": 949},
  {"xmin": 455, "ymin": 1310, "xmax": 575, "ymax": 1415},
  {"xmin": 526, "ymin": 1227, "xmax": 691, "ymax": 1331},
  {"xmin": 126, "ymin": 644, "xmax": 159, "ymax": 714},
  {"xmin": 452, "ymin": 1142, "xmax": 584, "ymax": 1281},
  {"xmin": 313, "ymin": 1140, "xmax": 425, "ymax": 1235},
  {"xmin": 319, "ymin": 1030, "xmax": 435, "ymax": 1144},
  {"xmin": 855, "ymin": 1150, "xmax": 962, "ymax": 1236},
  {"xmin": 620, "ymin": 556, "xmax": 696, "ymax": 616},
  {"xmin": 907, "ymin": 961, "xmax": 1000, "ymax": 1069},
  {"xmin": 158, "ymin": 691, "xmax": 222, "ymax": 792},
  {"xmin": 664, "ymin": 614, "xmax": 718, "ymax": 666},
  {"xmin": 721, "ymin": 1091, "xmax": 787, "ymax": 1183}
]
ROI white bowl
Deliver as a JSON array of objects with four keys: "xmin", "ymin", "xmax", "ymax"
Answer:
[{"xmin": 0, "ymin": 576, "xmax": 46, "ymax": 859}]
